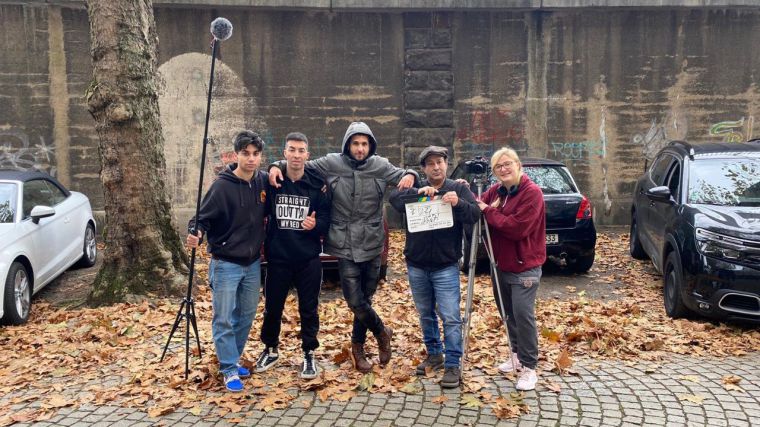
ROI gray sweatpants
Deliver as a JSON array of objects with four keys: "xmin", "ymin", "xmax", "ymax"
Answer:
[{"xmin": 491, "ymin": 266, "xmax": 541, "ymax": 370}]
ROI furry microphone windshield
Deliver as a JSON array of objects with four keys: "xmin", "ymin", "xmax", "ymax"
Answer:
[{"xmin": 210, "ymin": 17, "xmax": 233, "ymax": 41}]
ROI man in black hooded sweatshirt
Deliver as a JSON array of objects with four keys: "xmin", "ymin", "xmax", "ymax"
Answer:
[
  {"xmin": 254, "ymin": 132, "xmax": 330, "ymax": 379},
  {"xmin": 187, "ymin": 131, "xmax": 268, "ymax": 393}
]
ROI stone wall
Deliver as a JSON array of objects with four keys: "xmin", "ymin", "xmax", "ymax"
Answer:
[{"xmin": 2, "ymin": 3, "xmax": 760, "ymax": 226}]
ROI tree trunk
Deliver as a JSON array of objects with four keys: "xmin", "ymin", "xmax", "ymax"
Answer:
[{"xmin": 85, "ymin": 0, "xmax": 187, "ymax": 305}]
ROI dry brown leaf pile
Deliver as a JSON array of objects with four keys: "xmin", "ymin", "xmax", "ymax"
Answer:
[{"xmin": 0, "ymin": 231, "xmax": 758, "ymax": 424}]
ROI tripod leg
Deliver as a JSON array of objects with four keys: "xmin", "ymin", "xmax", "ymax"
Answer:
[
  {"xmin": 189, "ymin": 300, "xmax": 203, "ymax": 358},
  {"xmin": 461, "ymin": 219, "xmax": 480, "ymax": 370},
  {"xmin": 185, "ymin": 300, "xmax": 192, "ymax": 379},
  {"xmin": 160, "ymin": 299, "xmax": 187, "ymax": 362}
]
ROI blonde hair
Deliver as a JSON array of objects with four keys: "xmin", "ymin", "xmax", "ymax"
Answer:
[
  {"xmin": 489, "ymin": 147, "xmax": 522, "ymax": 208},
  {"xmin": 490, "ymin": 147, "xmax": 522, "ymax": 174}
]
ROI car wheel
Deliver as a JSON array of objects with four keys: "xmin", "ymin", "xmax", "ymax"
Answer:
[
  {"xmin": 663, "ymin": 251, "xmax": 689, "ymax": 319},
  {"xmin": 570, "ymin": 252, "xmax": 595, "ymax": 273},
  {"xmin": 3, "ymin": 261, "xmax": 32, "ymax": 325},
  {"xmin": 629, "ymin": 213, "xmax": 647, "ymax": 260},
  {"xmin": 76, "ymin": 223, "xmax": 97, "ymax": 268}
]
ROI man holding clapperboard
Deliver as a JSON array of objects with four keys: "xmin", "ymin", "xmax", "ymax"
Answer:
[{"xmin": 389, "ymin": 146, "xmax": 480, "ymax": 388}]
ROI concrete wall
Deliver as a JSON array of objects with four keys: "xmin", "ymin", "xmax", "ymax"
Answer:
[{"xmin": 2, "ymin": 3, "xmax": 760, "ymax": 226}]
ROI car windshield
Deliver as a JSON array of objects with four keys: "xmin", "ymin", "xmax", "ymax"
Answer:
[
  {"xmin": 688, "ymin": 158, "xmax": 760, "ymax": 206},
  {"xmin": 523, "ymin": 166, "xmax": 576, "ymax": 194},
  {"xmin": 0, "ymin": 183, "xmax": 17, "ymax": 223}
]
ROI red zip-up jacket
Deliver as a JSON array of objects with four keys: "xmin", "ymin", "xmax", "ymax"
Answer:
[{"xmin": 480, "ymin": 174, "xmax": 546, "ymax": 273}]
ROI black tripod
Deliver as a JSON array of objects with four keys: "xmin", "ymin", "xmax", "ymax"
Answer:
[
  {"xmin": 461, "ymin": 176, "xmax": 517, "ymax": 380},
  {"xmin": 160, "ymin": 36, "xmax": 223, "ymax": 379}
]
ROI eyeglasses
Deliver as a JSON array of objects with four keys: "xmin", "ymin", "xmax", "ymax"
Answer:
[{"xmin": 494, "ymin": 161, "xmax": 516, "ymax": 171}]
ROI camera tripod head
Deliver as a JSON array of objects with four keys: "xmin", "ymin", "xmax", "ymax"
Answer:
[{"xmin": 471, "ymin": 174, "xmax": 490, "ymax": 196}]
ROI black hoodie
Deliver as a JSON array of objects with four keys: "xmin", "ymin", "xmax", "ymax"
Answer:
[
  {"xmin": 265, "ymin": 167, "xmax": 330, "ymax": 263},
  {"xmin": 188, "ymin": 164, "xmax": 268, "ymax": 266}
]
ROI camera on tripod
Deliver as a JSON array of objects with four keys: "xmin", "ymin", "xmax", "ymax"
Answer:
[{"xmin": 464, "ymin": 156, "xmax": 490, "ymax": 175}]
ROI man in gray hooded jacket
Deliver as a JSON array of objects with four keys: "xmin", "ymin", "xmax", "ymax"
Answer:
[{"xmin": 270, "ymin": 122, "xmax": 417, "ymax": 372}]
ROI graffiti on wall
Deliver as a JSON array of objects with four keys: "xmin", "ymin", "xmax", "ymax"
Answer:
[
  {"xmin": 455, "ymin": 107, "xmax": 525, "ymax": 151},
  {"xmin": 550, "ymin": 140, "xmax": 605, "ymax": 162},
  {"xmin": 709, "ymin": 117, "xmax": 754, "ymax": 142},
  {"xmin": 0, "ymin": 129, "xmax": 57, "ymax": 176},
  {"xmin": 632, "ymin": 111, "xmax": 689, "ymax": 159}
]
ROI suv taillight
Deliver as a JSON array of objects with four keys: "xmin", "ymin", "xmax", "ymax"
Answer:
[{"xmin": 576, "ymin": 196, "xmax": 592, "ymax": 220}]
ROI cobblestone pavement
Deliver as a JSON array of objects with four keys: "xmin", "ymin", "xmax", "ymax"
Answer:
[{"xmin": 6, "ymin": 352, "xmax": 759, "ymax": 426}]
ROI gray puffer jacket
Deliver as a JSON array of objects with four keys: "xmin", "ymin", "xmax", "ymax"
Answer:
[{"xmin": 275, "ymin": 122, "xmax": 418, "ymax": 263}]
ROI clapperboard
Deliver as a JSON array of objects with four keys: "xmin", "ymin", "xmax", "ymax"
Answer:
[
  {"xmin": 401, "ymin": 194, "xmax": 454, "ymax": 233},
  {"xmin": 275, "ymin": 194, "xmax": 310, "ymax": 230}
]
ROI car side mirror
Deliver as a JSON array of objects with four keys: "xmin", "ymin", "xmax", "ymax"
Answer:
[
  {"xmin": 30, "ymin": 205, "xmax": 55, "ymax": 224},
  {"xmin": 646, "ymin": 186, "xmax": 673, "ymax": 204}
]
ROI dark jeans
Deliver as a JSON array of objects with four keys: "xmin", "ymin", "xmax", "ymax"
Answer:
[
  {"xmin": 492, "ymin": 266, "xmax": 541, "ymax": 369},
  {"xmin": 260, "ymin": 257, "xmax": 322, "ymax": 352},
  {"xmin": 338, "ymin": 256, "xmax": 384, "ymax": 344}
]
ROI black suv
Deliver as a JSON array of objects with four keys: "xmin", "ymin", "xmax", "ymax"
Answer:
[
  {"xmin": 450, "ymin": 157, "xmax": 596, "ymax": 273},
  {"xmin": 630, "ymin": 140, "xmax": 760, "ymax": 322}
]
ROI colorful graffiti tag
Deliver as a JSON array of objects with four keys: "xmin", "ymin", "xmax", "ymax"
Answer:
[{"xmin": 709, "ymin": 117, "xmax": 754, "ymax": 143}]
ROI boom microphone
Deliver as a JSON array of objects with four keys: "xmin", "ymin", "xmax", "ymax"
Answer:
[
  {"xmin": 161, "ymin": 15, "xmax": 234, "ymax": 379},
  {"xmin": 210, "ymin": 17, "xmax": 233, "ymax": 41}
]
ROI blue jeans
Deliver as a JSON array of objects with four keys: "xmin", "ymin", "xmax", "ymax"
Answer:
[
  {"xmin": 209, "ymin": 258, "xmax": 261, "ymax": 377},
  {"xmin": 407, "ymin": 263, "xmax": 463, "ymax": 368}
]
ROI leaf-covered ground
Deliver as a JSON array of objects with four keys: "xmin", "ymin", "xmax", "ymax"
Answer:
[{"xmin": 1, "ymin": 231, "xmax": 758, "ymax": 424}]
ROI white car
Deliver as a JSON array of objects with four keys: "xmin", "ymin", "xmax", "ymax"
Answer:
[{"xmin": 0, "ymin": 170, "xmax": 97, "ymax": 325}]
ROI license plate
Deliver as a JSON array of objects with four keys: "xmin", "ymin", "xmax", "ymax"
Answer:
[{"xmin": 545, "ymin": 234, "xmax": 559, "ymax": 245}]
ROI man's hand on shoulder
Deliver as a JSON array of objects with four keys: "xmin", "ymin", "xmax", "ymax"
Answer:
[
  {"xmin": 269, "ymin": 167, "xmax": 283, "ymax": 188},
  {"xmin": 397, "ymin": 173, "xmax": 415, "ymax": 190}
]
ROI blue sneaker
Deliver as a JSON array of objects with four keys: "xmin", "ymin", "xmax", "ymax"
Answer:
[
  {"xmin": 224, "ymin": 374, "xmax": 243, "ymax": 393},
  {"xmin": 237, "ymin": 364, "xmax": 251, "ymax": 378}
]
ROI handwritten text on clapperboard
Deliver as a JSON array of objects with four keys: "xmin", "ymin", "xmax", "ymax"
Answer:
[
  {"xmin": 404, "ymin": 199, "xmax": 454, "ymax": 233},
  {"xmin": 276, "ymin": 194, "xmax": 310, "ymax": 230}
]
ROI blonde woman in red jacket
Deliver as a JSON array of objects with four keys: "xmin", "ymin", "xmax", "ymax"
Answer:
[{"xmin": 477, "ymin": 147, "xmax": 546, "ymax": 391}]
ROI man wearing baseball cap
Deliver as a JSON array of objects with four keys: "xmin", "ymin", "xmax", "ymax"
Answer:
[{"xmin": 389, "ymin": 146, "xmax": 480, "ymax": 388}]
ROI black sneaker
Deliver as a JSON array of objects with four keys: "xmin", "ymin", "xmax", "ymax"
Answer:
[
  {"xmin": 441, "ymin": 366, "xmax": 461, "ymax": 389},
  {"xmin": 255, "ymin": 347, "xmax": 279, "ymax": 372},
  {"xmin": 300, "ymin": 350, "xmax": 319, "ymax": 379},
  {"xmin": 415, "ymin": 354, "xmax": 444, "ymax": 376}
]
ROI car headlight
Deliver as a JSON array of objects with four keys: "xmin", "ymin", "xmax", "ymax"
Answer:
[{"xmin": 695, "ymin": 228, "xmax": 743, "ymax": 261}]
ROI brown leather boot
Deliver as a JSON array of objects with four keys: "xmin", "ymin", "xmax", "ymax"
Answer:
[
  {"xmin": 377, "ymin": 326, "xmax": 393, "ymax": 366},
  {"xmin": 350, "ymin": 343, "xmax": 372, "ymax": 373}
]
